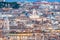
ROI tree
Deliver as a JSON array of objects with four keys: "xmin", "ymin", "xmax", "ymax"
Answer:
[{"xmin": 12, "ymin": 2, "xmax": 20, "ymax": 9}]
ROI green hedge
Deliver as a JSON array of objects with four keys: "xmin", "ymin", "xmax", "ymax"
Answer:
[{"xmin": 0, "ymin": 2, "xmax": 20, "ymax": 9}]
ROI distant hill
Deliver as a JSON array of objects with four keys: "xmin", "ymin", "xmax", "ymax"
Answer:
[{"xmin": 5, "ymin": 0, "xmax": 60, "ymax": 2}]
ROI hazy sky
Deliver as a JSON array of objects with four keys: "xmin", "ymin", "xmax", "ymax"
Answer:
[{"xmin": 5, "ymin": 0, "xmax": 60, "ymax": 2}]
